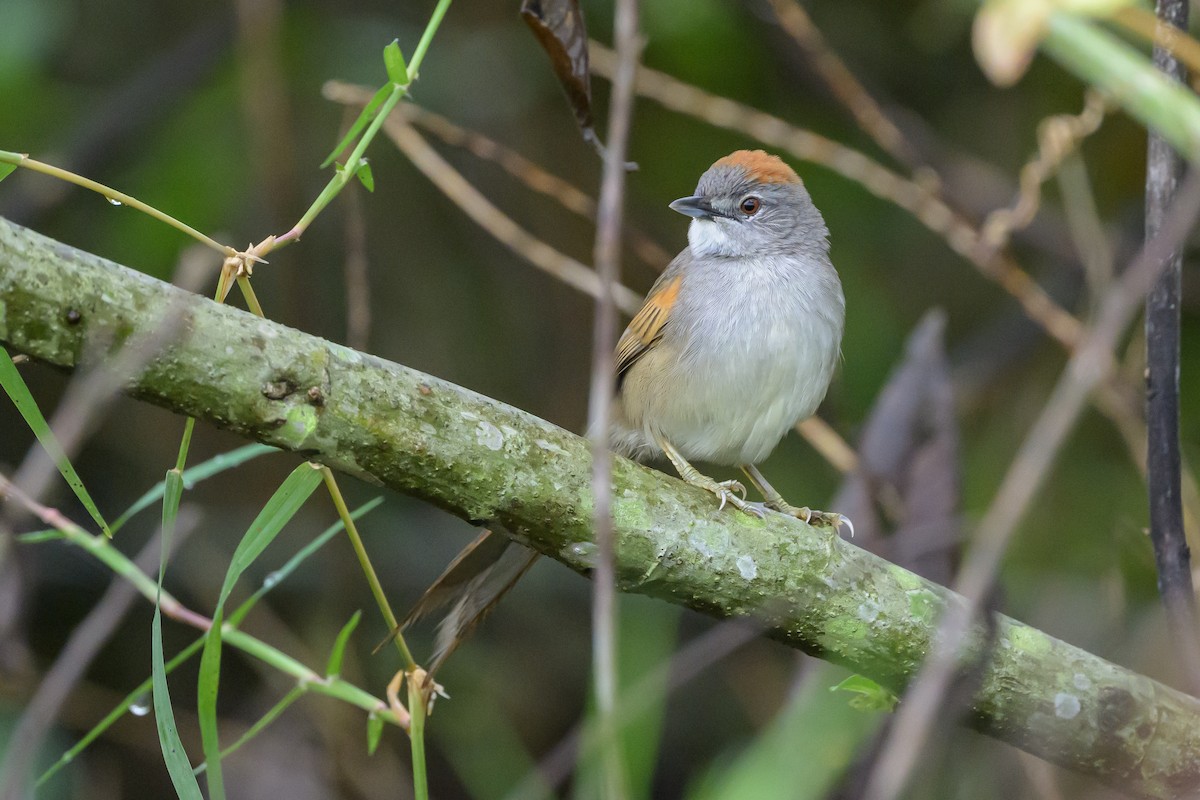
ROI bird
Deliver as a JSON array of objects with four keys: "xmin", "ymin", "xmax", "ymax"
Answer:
[
  {"xmin": 610, "ymin": 149, "xmax": 847, "ymax": 525},
  {"xmin": 395, "ymin": 150, "xmax": 848, "ymax": 674}
]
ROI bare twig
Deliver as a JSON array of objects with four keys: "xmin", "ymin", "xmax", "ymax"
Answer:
[
  {"xmin": 978, "ymin": 91, "xmax": 1109, "ymax": 257},
  {"xmin": 589, "ymin": 45, "xmax": 1200, "ymax": 559},
  {"xmin": 394, "ymin": 103, "xmax": 673, "ymax": 269},
  {"xmin": 1144, "ymin": 0, "xmax": 1200, "ymax": 693},
  {"xmin": 588, "ymin": 41, "xmax": 1086, "ymax": 351},
  {"xmin": 0, "ymin": 476, "xmax": 213, "ymax": 632},
  {"xmin": 861, "ymin": 169, "xmax": 1200, "ymax": 800},
  {"xmin": 762, "ymin": 0, "xmax": 928, "ymax": 173},
  {"xmin": 794, "ymin": 416, "xmax": 857, "ymax": 474},
  {"xmin": 0, "ymin": 512, "xmax": 198, "ymax": 799},
  {"xmin": 1057, "ymin": 152, "xmax": 1115, "ymax": 308},
  {"xmin": 10, "ymin": 250, "xmax": 207, "ymax": 516},
  {"xmin": 506, "ymin": 621, "xmax": 760, "ymax": 798},
  {"xmin": 322, "ymin": 82, "xmax": 643, "ymax": 317},
  {"xmin": 341, "ymin": 181, "xmax": 372, "ymax": 351},
  {"xmin": 233, "ymin": 0, "xmax": 297, "ymax": 223},
  {"xmin": 587, "ymin": 0, "xmax": 642, "ymax": 794}
]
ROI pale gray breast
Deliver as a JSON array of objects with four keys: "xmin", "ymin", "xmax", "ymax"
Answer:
[{"xmin": 660, "ymin": 251, "xmax": 845, "ymax": 464}]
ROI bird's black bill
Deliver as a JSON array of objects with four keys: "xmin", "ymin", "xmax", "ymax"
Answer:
[{"xmin": 669, "ymin": 195, "xmax": 724, "ymax": 219}]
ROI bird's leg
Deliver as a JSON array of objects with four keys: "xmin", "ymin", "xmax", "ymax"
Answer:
[
  {"xmin": 654, "ymin": 434, "xmax": 763, "ymax": 518},
  {"xmin": 740, "ymin": 463, "xmax": 853, "ymax": 534}
]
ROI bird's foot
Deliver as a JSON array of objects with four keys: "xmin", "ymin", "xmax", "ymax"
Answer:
[
  {"xmin": 764, "ymin": 500, "xmax": 854, "ymax": 536},
  {"xmin": 688, "ymin": 476, "xmax": 764, "ymax": 518}
]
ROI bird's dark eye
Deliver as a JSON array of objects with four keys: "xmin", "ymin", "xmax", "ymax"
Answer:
[{"xmin": 740, "ymin": 196, "xmax": 762, "ymax": 216}]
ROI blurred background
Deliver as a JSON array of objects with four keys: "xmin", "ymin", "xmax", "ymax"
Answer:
[{"xmin": 0, "ymin": 0, "xmax": 1197, "ymax": 797}]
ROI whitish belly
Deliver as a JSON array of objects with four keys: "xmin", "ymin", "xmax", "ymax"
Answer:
[{"xmin": 648, "ymin": 317, "xmax": 838, "ymax": 465}]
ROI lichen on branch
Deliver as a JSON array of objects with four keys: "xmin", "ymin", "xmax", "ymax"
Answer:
[{"xmin": 1, "ymin": 216, "xmax": 1198, "ymax": 799}]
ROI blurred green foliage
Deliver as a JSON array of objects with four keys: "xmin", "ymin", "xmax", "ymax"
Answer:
[{"xmin": 1, "ymin": 0, "xmax": 1198, "ymax": 797}]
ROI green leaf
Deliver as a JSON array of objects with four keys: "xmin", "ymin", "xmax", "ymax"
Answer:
[
  {"xmin": 367, "ymin": 713, "xmax": 385, "ymax": 756},
  {"xmin": 229, "ymin": 496, "xmax": 384, "ymax": 627},
  {"xmin": 221, "ymin": 464, "xmax": 324, "ymax": 594},
  {"xmin": 0, "ymin": 150, "xmax": 23, "ymax": 184},
  {"xmin": 111, "ymin": 443, "xmax": 275, "ymax": 534},
  {"xmin": 38, "ymin": 497, "xmax": 382, "ymax": 791},
  {"xmin": 152, "ymin": 468, "xmax": 204, "ymax": 800},
  {"xmin": 194, "ymin": 687, "xmax": 305, "ymax": 776},
  {"xmin": 355, "ymin": 161, "xmax": 375, "ymax": 192},
  {"xmin": 0, "ymin": 345, "xmax": 111, "ymax": 537},
  {"xmin": 326, "ymin": 610, "xmax": 363, "ymax": 678},
  {"xmin": 383, "ymin": 39, "xmax": 408, "ymax": 85},
  {"xmin": 830, "ymin": 674, "xmax": 899, "ymax": 712},
  {"xmin": 197, "ymin": 463, "xmax": 323, "ymax": 800},
  {"xmin": 320, "ymin": 83, "xmax": 391, "ymax": 169}
]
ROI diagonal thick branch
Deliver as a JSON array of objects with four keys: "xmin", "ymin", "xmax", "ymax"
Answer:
[{"xmin": 1, "ymin": 216, "xmax": 1199, "ymax": 798}]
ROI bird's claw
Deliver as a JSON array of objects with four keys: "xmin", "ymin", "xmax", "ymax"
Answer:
[
  {"xmin": 764, "ymin": 500, "xmax": 854, "ymax": 536},
  {"xmin": 694, "ymin": 478, "xmax": 760, "ymax": 517},
  {"xmin": 804, "ymin": 509, "xmax": 854, "ymax": 537}
]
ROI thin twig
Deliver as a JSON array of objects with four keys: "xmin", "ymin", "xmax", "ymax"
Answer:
[
  {"xmin": 1144, "ymin": 0, "xmax": 1200, "ymax": 693},
  {"xmin": 588, "ymin": 42, "xmax": 1086, "ymax": 351},
  {"xmin": 589, "ymin": 45, "xmax": 1200, "ymax": 557},
  {"xmin": 342, "ymin": 180, "xmax": 372, "ymax": 351},
  {"xmin": 795, "ymin": 416, "xmax": 857, "ymax": 474},
  {"xmin": 506, "ymin": 621, "xmax": 760, "ymax": 799},
  {"xmin": 336, "ymin": 104, "xmax": 372, "ymax": 351},
  {"xmin": 0, "ymin": 513, "xmax": 198, "ymax": 800},
  {"xmin": 322, "ymin": 82, "xmax": 643, "ymax": 317},
  {"xmin": 588, "ymin": 0, "xmax": 641, "ymax": 794},
  {"xmin": 763, "ymin": 0, "xmax": 928, "ymax": 173},
  {"xmin": 10, "ymin": 262, "xmax": 202, "ymax": 519},
  {"xmin": 860, "ymin": 169, "xmax": 1200, "ymax": 800},
  {"xmin": 394, "ymin": 103, "xmax": 674, "ymax": 269},
  {"xmin": 1057, "ymin": 153, "xmax": 1115, "ymax": 309},
  {"xmin": 978, "ymin": 91, "xmax": 1109, "ymax": 257}
]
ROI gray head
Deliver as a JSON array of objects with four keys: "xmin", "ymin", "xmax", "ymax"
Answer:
[{"xmin": 670, "ymin": 150, "xmax": 829, "ymax": 259}]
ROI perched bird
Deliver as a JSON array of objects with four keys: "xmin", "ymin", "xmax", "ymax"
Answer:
[
  {"xmin": 611, "ymin": 149, "xmax": 846, "ymax": 524},
  {"xmin": 397, "ymin": 150, "xmax": 848, "ymax": 673}
]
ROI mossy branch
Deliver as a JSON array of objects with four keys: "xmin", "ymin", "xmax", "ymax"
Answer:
[{"xmin": 1, "ymin": 216, "xmax": 1198, "ymax": 798}]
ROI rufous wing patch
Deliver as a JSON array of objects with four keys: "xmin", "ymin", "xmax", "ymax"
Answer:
[
  {"xmin": 614, "ymin": 273, "xmax": 682, "ymax": 380},
  {"xmin": 712, "ymin": 150, "xmax": 801, "ymax": 185}
]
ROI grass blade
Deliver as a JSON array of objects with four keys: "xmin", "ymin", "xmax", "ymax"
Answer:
[
  {"xmin": 152, "ymin": 468, "xmax": 204, "ymax": 799},
  {"xmin": 0, "ymin": 345, "xmax": 111, "ymax": 536},
  {"xmin": 320, "ymin": 84, "xmax": 391, "ymax": 169},
  {"xmin": 193, "ymin": 687, "xmax": 305, "ymax": 776},
  {"xmin": 198, "ymin": 462, "xmax": 323, "ymax": 800},
  {"xmin": 37, "ymin": 496, "xmax": 382, "ymax": 790},
  {"xmin": 112, "ymin": 443, "xmax": 276, "ymax": 533},
  {"xmin": 326, "ymin": 610, "xmax": 363, "ymax": 678}
]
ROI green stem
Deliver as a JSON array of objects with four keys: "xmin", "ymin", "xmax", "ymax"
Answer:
[
  {"xmin": 221, "ymin": 629, "xmax": 388, "ymax": 713},
  {"xmin": 280, "ymin": 0, "xmax": 453, "ymax": 243},
  {"xmin": 408, "ymin": 676, "xmax": 430, "ymax": 800},
  {"xmin": 286, "ymin": 85, "xmax": 406, "ymax": 240},
  {"xmin": 321, "ymin": 467, "xmax": 416, "ymax": 670},
  {"xmin": 237, "ymin": 276, "xmax": 266, "ymax": 318},
  {"xmin": 24, "ymin": 496, "xmax": 392, "ymax": 716},
  {"xmin": 407, "ymin": 0, "xmax": 454, "ymax": 81},
  {"xmin": 194, "ymin": 687, "xmax": 306, "ymax": 776},
  {"xmin": 3, "ymin": 154, "xmax": 231, "ymax": 255}
]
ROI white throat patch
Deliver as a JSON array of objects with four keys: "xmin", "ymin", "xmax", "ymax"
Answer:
[{"xmin": 687, "ymin": 219, "xmax": 736, "ymax": 257}]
